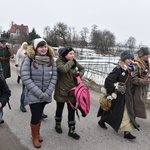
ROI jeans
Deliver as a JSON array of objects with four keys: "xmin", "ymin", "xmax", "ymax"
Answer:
[
  {"xmin": 20, "ymin": 84, "xmax": 25, "ymax": 107},
  {"xmin": 0, "ymin": 108, "xmax": 3, "ymax": 122}
]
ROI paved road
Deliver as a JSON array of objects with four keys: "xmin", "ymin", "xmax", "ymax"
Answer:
[{"xmin": 1, "ymin": 60, "xmax": 150, "ymax": 150}]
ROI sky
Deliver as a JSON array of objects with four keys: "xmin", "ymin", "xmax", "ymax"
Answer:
[{"xmin": 1, "ymin": 0, "xmax": 150, "ymax": 46}]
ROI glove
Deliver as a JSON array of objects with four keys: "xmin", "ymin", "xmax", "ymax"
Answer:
[
  {"xmin": 115, "ymin": 82, "xmax": 126, "ymax": 94},
  {"xmin": 39, "ymin": 93, "xmax": 49, "ymax": 101},
  {"xmin": 71, "ymin": 59, "xmax": 77, "ymax": 69},
  {"xmin": 15, "ymin": 64, "xmax": 18, "ymax": 67}
]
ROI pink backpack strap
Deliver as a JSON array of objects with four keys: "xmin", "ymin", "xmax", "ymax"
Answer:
[{"xmin": 76, "ymin": 76, "xmax": 82, "ymax": 84}]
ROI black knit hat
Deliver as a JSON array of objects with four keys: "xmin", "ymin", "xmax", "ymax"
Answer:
[
  {"xmin": 0, "ymin": 39, "xmax": 7, "ymax": 44},
  {"xmin": 137, "ymin": 47, "xmax": 150, "ymax": 57},
  {"xmin": 120, "ymin": 50, "xmax": 134, "ymax": 61},
  {"xmin": 58, "ymin": 46, "xmax": 74, "ymax": 57}
]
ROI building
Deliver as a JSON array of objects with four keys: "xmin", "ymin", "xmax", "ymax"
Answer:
[{"xmin": 9, "ymin": 24, "xmax": 29, "ymax": 39}]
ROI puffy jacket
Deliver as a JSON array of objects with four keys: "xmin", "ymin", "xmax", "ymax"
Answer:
[{"xmin": 20, "ymin": 46, "xmax": 57, "ymax": 105}]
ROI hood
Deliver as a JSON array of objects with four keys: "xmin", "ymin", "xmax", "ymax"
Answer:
[{"xmin": 27, "ymin": 45, "xmax": 55, "ymax": 59}]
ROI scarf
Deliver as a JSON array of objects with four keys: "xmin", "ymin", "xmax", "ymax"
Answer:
[{"xmin": 35, "ymin": 56, "xmax": 50, "ymax": 64}]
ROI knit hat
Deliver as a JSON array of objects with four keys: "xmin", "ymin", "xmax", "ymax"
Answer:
[
  {"xmin": 120, "ymin": 50, "xmax": 134, "ymax": 61},
  {"xmin": 58, "ymin": 46, "xmax": 74, "ymax": 57},
  {"xmin": 0, "ymin": 39, "xmax": 7, "ymax": 44},
  {"xmin": 137, "ymin": 47, "xmax": 150, "ymax": 57},
  {"xmin": 33, "ymin": 38, "xmax": 47, "ymax": 49}
]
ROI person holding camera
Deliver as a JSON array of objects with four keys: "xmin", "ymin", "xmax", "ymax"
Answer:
[{"xmin": 97, "ymin": 50, "xmax": 139, "ymax": 139}]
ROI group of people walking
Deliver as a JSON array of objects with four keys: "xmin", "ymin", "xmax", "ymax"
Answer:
[
  {"xmin": 0, "ymin": 38, "xmax": 149, "ymax": 148},
  {"xmin": 97, "ymin": 47, "xmax": 150, "ymax": 139}
]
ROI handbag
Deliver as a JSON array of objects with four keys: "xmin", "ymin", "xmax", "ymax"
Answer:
[{"xmin": 99, "ymin": 93, "xmax": 112, "ymax": 111}]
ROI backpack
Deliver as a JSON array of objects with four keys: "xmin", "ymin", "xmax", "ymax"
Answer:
[{"xmin": 68, "ymin": 76, "xmax": 90, "ymax": 118}]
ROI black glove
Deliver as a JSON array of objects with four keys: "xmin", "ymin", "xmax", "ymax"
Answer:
[
  {"xmin": 71, "ymin": 59, "xmax": 77, "ymax": 69},
  {"xmin": 15, "ymin": 64, "xmax": 18, "ymax": 67}
]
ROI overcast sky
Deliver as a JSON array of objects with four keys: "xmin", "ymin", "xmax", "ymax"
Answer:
[{"xmin": 1, "ymin": 0, "xmax": 150, "ymax": 46}]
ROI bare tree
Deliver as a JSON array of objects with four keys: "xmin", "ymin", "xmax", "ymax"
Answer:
[
  {"xmin": 43, "ymin": 26, "xmax": 51, "ymax": 39},
  {"xmin": 125, "ymin": 36, "xmax": 136, "ymax": 49},
  {"xmin": 90, "ymin": 27, "xmax": 115, "ymax": 54}
]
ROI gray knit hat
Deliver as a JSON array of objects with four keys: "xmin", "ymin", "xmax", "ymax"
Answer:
[
  {"xmin": 120, "ymin": 50, "xmax": 134, "ymax": 61},
  {"xmin": 137, "ymin": 47, "xmax": 150, "ymax": 57}
]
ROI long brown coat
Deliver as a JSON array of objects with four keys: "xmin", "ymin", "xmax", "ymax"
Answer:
[
  {"xmin": 131, "ymin": 57, "xmax": 150, "ymax": 119},
  {"xmin": 54, "ymin": 58, "xmax": 84, "ymax": 103}
]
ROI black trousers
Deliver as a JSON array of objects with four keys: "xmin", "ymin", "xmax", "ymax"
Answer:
[
  {"xmin": 29, "ymin": 102, "xmax": 46, "ymax": 124},
  {"xmin": 55, "ymin": 102, "xmax": 75, "ymax": 122}
]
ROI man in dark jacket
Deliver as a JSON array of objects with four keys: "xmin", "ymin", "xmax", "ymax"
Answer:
[
  {"xmin": 0, "ymin": 62, "xmax": 11, "ymax": 124},
  {"xmin": 0, "ymin": 39, "xmax": 13, "ymax": 79}
]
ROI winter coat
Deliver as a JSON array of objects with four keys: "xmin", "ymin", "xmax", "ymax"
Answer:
[
  {"xmin": 20, "ymin": 46, "xmax": 57, "ymax": 105},
  {"xmin": 0, "ymin": 46, "xmax": 12, "ymax": 79},
  {"xmin": 0, "ymin": 68, "xmax": 11, "ymax": 108},
  {"xmin": 54, "ymin": 57, "xmax": 84, "ymax": 103},
  {"xmin": 99, "ymin": 64, "xmax": 138, "ymax": 132},
  {"xmin": 131, "ymin": 56, "xmax": 150, "ymax": 119},
  {"xmin": 15, "ymin": 45, "xmax": 28, "ymax": 76}
]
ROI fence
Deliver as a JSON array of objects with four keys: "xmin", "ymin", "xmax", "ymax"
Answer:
[{"xmin": 77, "ymin": 57, "xmax": 119, "ymax": 85}]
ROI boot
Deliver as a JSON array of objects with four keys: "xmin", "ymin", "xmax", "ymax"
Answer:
[
  {"xmin": 124, "ymin": 131, "xmax": 136, "ymax": 139},
  {"xmin": 38, "ymin": 120, "xmax": 43, "ymax": 142},
  {"xmin": 98, "ymin": 119, "xmax": 107, "ymax": 129},
  {"xmin": 31, "ymin": 124, "xmax": 41, "ymax": 148},
  {"xmin": 68, "ymin": 123, "xmax": 80, "ymax": 140},
  {"xmin": 17, "ymin": 75, "xmax": 21, "ymax": 84},
  {"xmin": 55, "ymin": 118, "xmax": 62, "ymax": 134}
]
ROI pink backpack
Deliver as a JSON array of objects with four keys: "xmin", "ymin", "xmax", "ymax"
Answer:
[{"xmin": 68, "ymin": 76, "xmax": 90, "ymax": 118}]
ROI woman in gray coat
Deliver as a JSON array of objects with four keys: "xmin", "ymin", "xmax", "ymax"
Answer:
[
  {"xmin": 54, "ymin": 47, "xmax": 84, "ymax": 140},
  {"xmin": 20, "ymin": 38, "xmax": 57, "ymax": 148}
]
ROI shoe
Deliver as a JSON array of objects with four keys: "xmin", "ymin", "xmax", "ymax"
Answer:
[
  {"xmin": 68, "ymin": 132, "xmax": 80, "ymax": 140},
  {"xmin": 98, "ymin": 120, "xmax": 107, "ymax": 129},
  {"xmin": 124, "ymin": 131, "xmax": 136, "ymax": 139},
  {"xmin": 55, "ymin": 126, "xmax": 63, "ymax": 134},
  {"xmin": 0, "ymin": 120, "xmax": 4, "ymax": 124},
  {"xmin": 41, "ymin": 113, "xmax": 48, "ymax": 119},
  {"xmin": 20, "ymin": 106, "xmax": 27, "ymax": 112}
]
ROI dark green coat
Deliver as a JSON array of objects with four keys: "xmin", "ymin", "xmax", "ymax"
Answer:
[
  {"xmin": 54, "ymin": 58, "xmax": 84, "ymax": 102},
  {"xmin": 0, "ymin": 46, "xmax": 11, "ymax": 79}
]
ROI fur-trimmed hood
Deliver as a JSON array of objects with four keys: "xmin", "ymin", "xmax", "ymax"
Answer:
[{"xmin": 27, "ymin": 45, "xmax": 55, "ymax": 59}]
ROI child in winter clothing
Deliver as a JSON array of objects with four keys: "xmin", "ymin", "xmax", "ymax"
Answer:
[
  {"xmin": 20, "ymin": 38, "xmax": 57, "ymax": 148},
  {"xmin": 97, "ymin": 50, "xmax": 139, "ymax": 139},
  {"xmin": 54, "ymin": 46, "xmax": 84, "ymax": 140}
]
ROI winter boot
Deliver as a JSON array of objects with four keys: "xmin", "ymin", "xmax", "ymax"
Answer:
[
  {"xmin": 68, "ymin": 122, "xmax": 80, "ymax": 140},
  {"xmin": 55, "ymin": 118, "xmax": 62, "ymax": 134},
  {"xmin": 31, "ymin": 124, "xmax": 41, "ymax": 148},
  {"xmin": 98, "ymin": 119, "xmax": 107, "ymax": 129},
  {"xmin": 38, "ymin": 120, "xmax": 43, "ymax": 142},
  {"xmin": 124, "ymin": 131, "xmax": 136, "ymax": 139}
]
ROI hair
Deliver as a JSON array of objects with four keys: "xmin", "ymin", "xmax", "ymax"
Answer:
[{"xmin": 32, "ymin": 41, "xmax": 53, "ymax": 69}]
